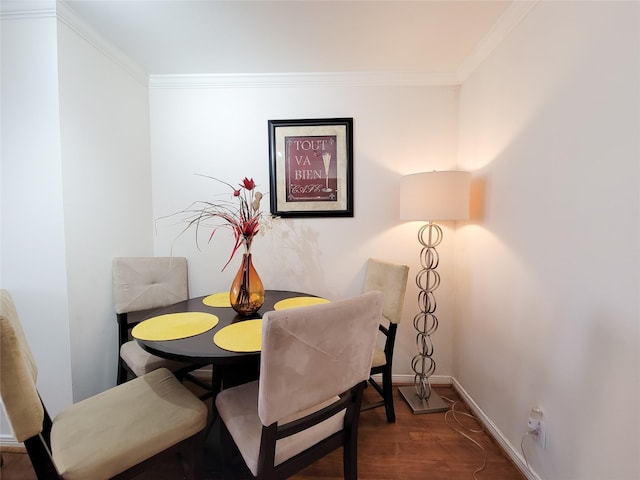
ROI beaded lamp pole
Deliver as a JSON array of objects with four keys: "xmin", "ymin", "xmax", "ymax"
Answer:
[{"xmin": 398, "ymin": 171, "xmax": 471, "ymax": 414}]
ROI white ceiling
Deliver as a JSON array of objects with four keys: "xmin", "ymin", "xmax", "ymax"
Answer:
[{"xmin": 60, "ymin": 0, "xmax": 519, "ymax": 78}]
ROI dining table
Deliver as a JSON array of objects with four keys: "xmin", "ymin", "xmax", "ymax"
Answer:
[
  {"xmin": 132, "ymin": 288, "xmax": 330, "ymax": 475},
  {"xmin": 133, "ymin": 289, "xmax": 329, "ymax": 399}
]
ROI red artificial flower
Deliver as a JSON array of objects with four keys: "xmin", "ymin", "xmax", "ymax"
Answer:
[
  {"xmin": 240, "ymin": 218, "xmax": 260, "ymax": 237},
  {"xmin": 241, "ymin": 178, "xmax": 255, "ymax": 190},
  {"xmin": 233, "ymin": 189, "xmax": 241, "ymax": 197}
]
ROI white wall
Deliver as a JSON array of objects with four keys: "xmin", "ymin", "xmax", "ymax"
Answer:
[
  {"xmin": 456, "ymin": 2, "xmax": 639, "ymax": 479},
  {"xmin": 6, "ymin": 3, "xmax": 638, "ymax": 477},
  {"xmin": 0, "ymin": 4, "xmax": 153, "ymax": 441},
  {"xmin": 0, "ymin": 9, "xmax": 73, "ymax": 430},
  {"xmin": 56, "ymin": 14, "xmax": 153, "ymax": 402},
  {"xmin": 149, "ymin": 81, "xmax": 462, "ymax": 378}
]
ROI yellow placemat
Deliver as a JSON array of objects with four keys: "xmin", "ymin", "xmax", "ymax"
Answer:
[
  {"xmin": 273, "ymin": 296, "xmax": 330, "ymax": 310},
  {"xmin": 213, "ymin": 319, "xmax": 262, "ymax": 352},
  {"xmin": 132, "ymin": 312, "xmax": 219, "ymax": 341},
  {"xmin": 203, "ymin": 292, "xmax": 231, "ymax": 308}
]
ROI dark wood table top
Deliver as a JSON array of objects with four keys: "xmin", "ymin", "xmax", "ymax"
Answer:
[{"xmin": 136, "ymin": 289, "xmax": 313, "ymax": 366}]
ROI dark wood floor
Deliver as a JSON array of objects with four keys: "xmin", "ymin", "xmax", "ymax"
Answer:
[{"xmin": 0, "ymin": 385, "xmax": 525, "ymax": 480}]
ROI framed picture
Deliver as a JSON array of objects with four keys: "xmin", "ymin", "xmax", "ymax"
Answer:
[{"xmin": 268, "ymin": 118, "xmax": 354, "ymax": 217}]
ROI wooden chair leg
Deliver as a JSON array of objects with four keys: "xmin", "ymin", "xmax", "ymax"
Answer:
[
  {"xmin": 343, "ymin": 426, "xmax": 359, "ymax": 480},
  {"xmin": 382, "ymin": 366, "xmax": 395, "ymax": 423},
  {"xmin": 117, "ymin": 361, "xmax": 128, "ymax": 385}
]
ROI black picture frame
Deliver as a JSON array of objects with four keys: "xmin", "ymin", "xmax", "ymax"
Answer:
[{"xmin": 268, "ymin": 118, "xmax": 354, "ymax": 218}]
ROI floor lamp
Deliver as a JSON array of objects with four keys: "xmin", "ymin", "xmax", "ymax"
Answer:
[{"xmin": 398, "ymin": 171, "xmax": 471, "ymax": 414}]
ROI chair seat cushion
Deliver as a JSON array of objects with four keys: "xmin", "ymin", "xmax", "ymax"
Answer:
[
  {"xmin": 51, "ymin": 368, "xmax": 207, "ymax": 480},
  {"xmin": 371, "ymin": 344, "xmax": 386, "ymax": 368},
  {"xmin": 121, "ymin": 340, "xmax": 190, "ymax": 376},
  {"xmin": 216, "ymin": 380, "xmax": 344, "ymax": 476}
]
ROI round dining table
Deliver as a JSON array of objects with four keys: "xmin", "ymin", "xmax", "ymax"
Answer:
[
  {"xmin": 134, "ymin": 289, "xmax": 329, "ymax": 475},
  {"xmin": 134, "ymin": 289, "xmax": 325, "ymax": 397}
]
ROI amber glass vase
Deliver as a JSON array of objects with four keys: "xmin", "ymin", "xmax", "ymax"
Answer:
[{"xmin": 230, "ymin": 252, "xmax": 265, "ymax": 315}]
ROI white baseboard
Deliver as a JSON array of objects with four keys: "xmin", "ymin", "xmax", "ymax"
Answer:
[{"xmin": 0, "ymin": 433, "xmax": 21, "ymax": 448}]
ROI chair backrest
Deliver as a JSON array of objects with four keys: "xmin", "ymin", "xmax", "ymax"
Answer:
[
  {"xmin": 0, "ymin": 290, "xmax": 44, "ymax": 442},
  {"xmin": 258, "ymin": 291, "xmax": 384, "ymax": 427},
  {"xmin": 362, "ymin": 258, "xmax": 409, "ymax": 325},
  {"xmin": 112, "ymin": 257, "xmax": 189, "ymax": 314}
]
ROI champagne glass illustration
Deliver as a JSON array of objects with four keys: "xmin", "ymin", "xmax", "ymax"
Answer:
[{"xmin": 321, "ymin": 152, "xmax": 333, "ymax": 192}]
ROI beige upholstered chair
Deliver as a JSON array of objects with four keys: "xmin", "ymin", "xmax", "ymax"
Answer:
[
  {"xmin": 215, "ymin": 291, "xmax": 384, "ymax": 480},
  {"xmin": 361, "ymin": 258, "xmax": 409, "ymax": 423},
  {"xmin": 113, "ymin": 257, "xmax": 197, "ymax": 384},
  {"xmin": 0, "ymin": 289, "xmax": 208, "ymax": 480}
]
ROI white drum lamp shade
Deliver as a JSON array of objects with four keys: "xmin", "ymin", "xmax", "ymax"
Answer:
[{"xmin": 400, "ymin": 171, "xmax": 471, "ymax": 221}]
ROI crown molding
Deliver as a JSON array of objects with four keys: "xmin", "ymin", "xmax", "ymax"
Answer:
[
  {"xmin": 4, "ymin": 1, "xmax": 538, "ymax": 90},
  {"xmin": 147, "ymin": 0, "xmax": 539, "ymax": 92},
  {"xmin": 0, "ymin": 9, "xmax": 55, "ymax": 19},
  {"xmin": 1, "ymin": 1, "xmax": 149, "ymax": 86},
  {"xmin": 149, "ymin": 71, "xmax": 460, "ymax": 89},
  {"xmin": 456, "ymin": 0, "xmax": 539, "ymax": 83},
  {"xmin": 55, "ymin": 1, "xmax": 148, "ymax": 86},
  {"xmin": 0, "ymin": 4, "xmax": 55, "ymax": 19}
]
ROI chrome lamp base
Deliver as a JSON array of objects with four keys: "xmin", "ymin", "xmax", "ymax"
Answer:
[
  {"xmin": 400, "ymin": 220, "xmax": 450, "ymax": 415},
  {"xmin": 398, "ymin": 385, "xmax": 449, "ymax": 414}
]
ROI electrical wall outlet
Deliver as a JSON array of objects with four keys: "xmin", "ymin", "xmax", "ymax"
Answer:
[
  {"xmin": 534, "ymin": 419, "xmax": 546, "ymax": 448},
  {"xmin": 527, "ymin": 407, "xmax": 546, "ymax": 449}
]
